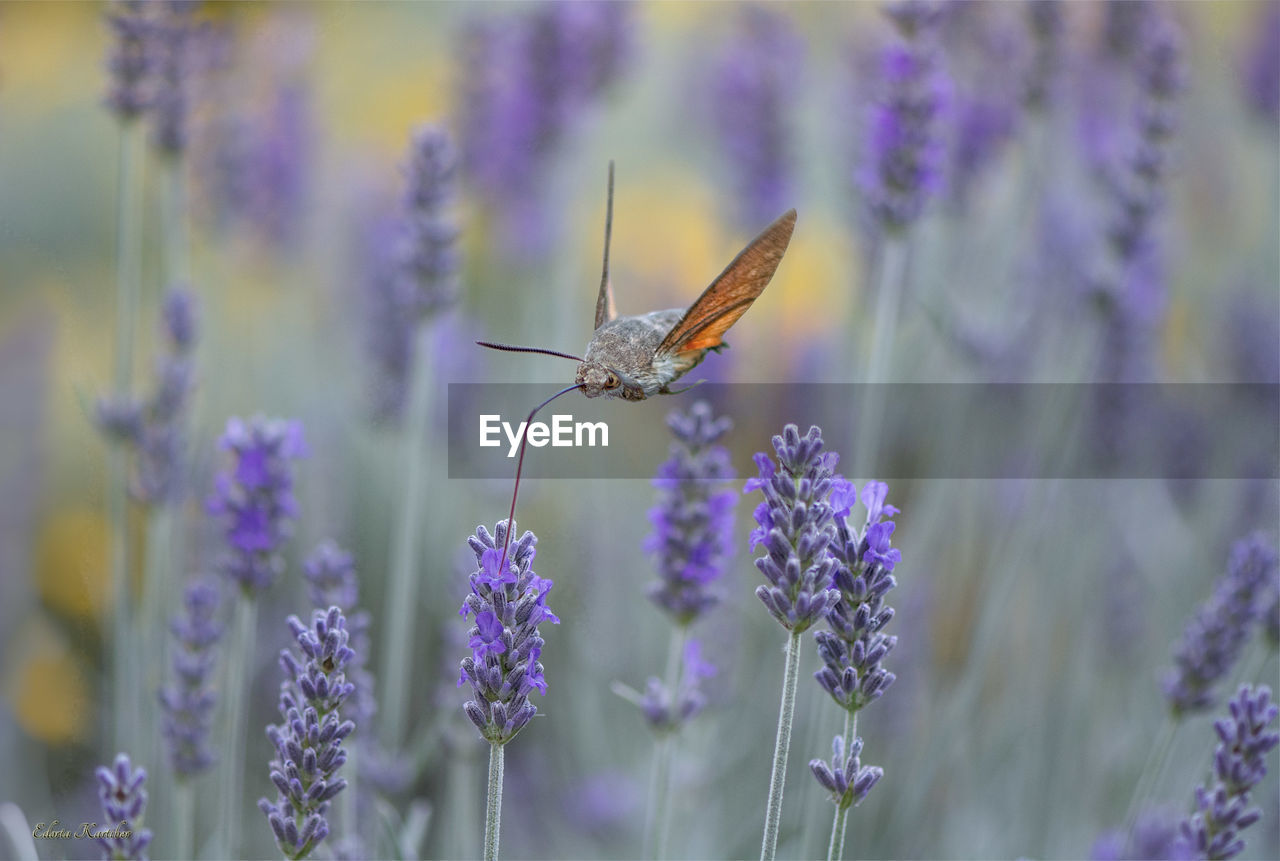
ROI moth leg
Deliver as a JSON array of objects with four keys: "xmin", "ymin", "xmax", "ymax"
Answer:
[{"xmin": 659, "ymin": 379, "xmax": 707, "ymax": 396}]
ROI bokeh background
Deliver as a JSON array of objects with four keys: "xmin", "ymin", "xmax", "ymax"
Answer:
[{"xmin": 1, "ymin": 1, "xmax": 1278, "ymax": 859}]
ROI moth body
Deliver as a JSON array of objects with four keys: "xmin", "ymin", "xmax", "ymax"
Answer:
[{"xmin": 576, "ymin": 309, "xmax": 705, "ymax": 400}]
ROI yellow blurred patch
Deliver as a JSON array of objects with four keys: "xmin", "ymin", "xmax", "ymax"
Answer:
[
  {"xmin": 602, "ymin": 171, "xmax": 724, "ymax": 307},
  {"xmin": 311, "ymin": 5, "xmax": 451, "ymax": 152},
  {"xmin": 1161, "ymin": 294, "xmax": 1194, "ymax": 374},
  {"xmin": 0, "ymin": 3, "xmax": 101, "ymax": 111},
  {"xmin": 767, "ymin": 218, "xmax": 860, "ymax": 344},
  {"xmin": 6, "ymin": 620, "xmax": 92, "ymax": 746},
  {"xmin": 36, "ymin": 508, "xmax": 110, "ymax": 623}
]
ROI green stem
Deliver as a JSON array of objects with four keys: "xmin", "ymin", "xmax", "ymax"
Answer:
[
  {"xmin": 1123, "ymin": 714, "xmax": 1177, "ymax": 837},
  {"xmin": 644, "ymin": 735, "xmax": 671, "ymax": 861},
  {"xmin": 216, "ymin": 595, "xmax": 259, "ymax": 860},
  {"xmin": 445, "ymin": 738, "xmax": 480, "ymax": 859},
  {"xmin": 174, "ymin": 781, "xmax": 194, "ymax": 861},
  {"xmin": 162, "ymin": 156, "xmax": 191, "ymax": 286},
  {"xmin": 110, "ymin": 120, "xmax": 143, "ymax": 755},
  {"xmin": 852, "ymin": 235, "xmax": 909, "ymax": 480},
  {"xmin": 827, "ymin": 710, "xmax": 857, "ymax": 861},
  {"xmin": 484, "ymin": 741, "xmax": 505, "ymax": 861},
  {"xmin": 138, "ymin": 506, "xmax": 175, "ymax": 833},
  {"xmin": 645, "ymin": 625, "xmax": 688, "ymax": 860},
  {"xmin": 381, "ymin": 321, "xmax": 436, "ymax": 751},
  {"xmin": 761, "ymin": 631, "xmax": 803, "ymax": 861}
]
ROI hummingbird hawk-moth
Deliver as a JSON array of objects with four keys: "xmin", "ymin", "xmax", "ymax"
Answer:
[
  {"xmin": 478, "ymin": 161, "xmax": 797, "ymax": 399},
  {"xmin": 477, "ymin": 163, "xmax": 796, "ymax": 570}
]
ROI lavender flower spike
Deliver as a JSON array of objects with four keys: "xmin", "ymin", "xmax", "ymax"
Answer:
[
  {"xmin": 158, "ymin": 580, "xmax": 222, "ymax": 779},
  {"xmin": 753, "ymin": 424, "xmax": 846, "ymax": 861},
  {"xmin": 93, "ymin": 287, "xmax": 199, "ymax": 507},
  {"xmin": 645, "ymin": 401, "xmax": 737, "ymax": 625},
  {"xmin": 746, "ymin": 424, "xmax": 843, "ymax": 634},
  {"xmin": 207, "ymin": 416, "xmax": 307, "ymax": 597},
  {"xmin": 149, "ymin": 1, "xmax": 199, "ymax": 157},
  {"xmin": 710, "ymin": 6, "xmax": 802, "ymax": 229},
  {"xmin": 1179, "ymin": 685, "xmax": 1280, "ymax": 860},
  {"xmin": 809, "ymin": 734, "xmax": 883, "ymax": 812},
  {"xmin": 638, "ymin": 637, "xmax": 718, "ymax": 734},
  {"xmin": 104, "ymin": 0, "xmax": 153, "ymax": 122},
  {"xmin": 861, "ymin": 1, "xmax": 947, "ymax": 233},
  {"xmin": 811, "ymin": 479, "xmax": 901, "ymax": 857},
  {"xmin": 814, "ymin": 479, "xmax": 901, "ymax": 715},
  {"xmin": 93, "ymin": 752, "xmax": 154, "ymax": 860},
  {"xmin": 259, "ymin": 606, "xmax": 357, "ymax": 861},
  {"xmin": 302, "ymin": 541, "xmax": 377, "ymax": 732},
  {"xmin": 400, "ymin": 124, "xmax": 460, "ymax": 322},
  {"xmin": 1164, "ymin": 534, "xmax": 1278, "ymax": 715},
  {"xmin": 458, "ymin": 521, "xmax": 559, "ymax": 745}
]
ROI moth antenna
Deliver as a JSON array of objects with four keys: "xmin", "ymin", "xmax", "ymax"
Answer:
[
  {"xmin": 497, "ymin": 383, "xmax": 585, "ymax": 574},
  {"xmin": 475, "ymin": 341, "xmax": 585, "ymax": 363},
  {"xmin": 600, "ymin": 161, "xmax": 614, "ymax": 299},
  {"xmin": 595, "ymin": 161, "xmax": 617, "ymax": 329}
]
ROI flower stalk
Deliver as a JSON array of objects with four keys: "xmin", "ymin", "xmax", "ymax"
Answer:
[
  {"xmin": 761, "ymin": 629, "xmax": 803, "ymax": 861},
  {"xmin": 484, "ymin": 741, "xmax": 505, "ymax": 861}
]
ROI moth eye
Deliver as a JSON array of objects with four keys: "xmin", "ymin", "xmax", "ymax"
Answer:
[{"xmin": 604, "ymin": 372, "xmax": 620, "ymax": 389}]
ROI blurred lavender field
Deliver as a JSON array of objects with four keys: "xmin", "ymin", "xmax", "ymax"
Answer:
[{"xmin": 1, "ymin": 2, "xmax": 1278, "ymax": 860}]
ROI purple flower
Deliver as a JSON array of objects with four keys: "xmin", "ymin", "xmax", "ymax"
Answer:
[
  {"xmin": 302, "ymin": 541, "xmax": 377, "ymax": 732},
  {"xmin": 809, "ymin": 734, "xmax": 883, "ymax": 812},
  {"xmin": 251, "ymin": 83, "xmax": 313, "ymax": 248},
  {"xmin": 455, "ymin": 3, "xmax": 633, "ymax": 258},
  {"xmin": 458, "ymin": 522, "xmax": 559, "ymax": 744},
  {"xmin": 829, "ymin": 477, "xmax": 858, "ymax": 521},
  {"xmin": 470, "ymin": 610, "xmax": 508, "ymax": 660},
  {"xmin": 1241, "ymin": 2, "xmax": 1280, "ymax": 128},
  {"xmin": 93, "ymin": 753, "xmax": 154, "ymax": 860},
  {"xmin": 1091, "ymin": 806, "xmax": 1191, "ymax": 861},
  {"xmin": 302, "ymin": 541, "xmax": 357, "ymax": 610},
  {"xmin": 104, "ymin": 0, "xmax": 154, "ymax": 122},
  {"xmin": 947, "ymin": 91, "xmax": 1017, "ymax": 209},
  {"xmin": 709, "ymin": 5, "xmax": 802, "ymax": 228},
  {"xmin": 259, "ymin": 607, "xmax": 357, "ymax": 860},
  {"xmin": 860, "ymin": 480, "xmax": 900, "ymax": 525},
  {"xmin": 1178, "ymin": 685, "xmax": 1280, "ymax": 860},
  {"xmin": 195, "ymin": 40, "xmax": 314, "ymax": 252},
  {"xmin": 358, "ymin": 127, "xmax": 459, "ymax": 424},
  {"xmin": 1089, "ymin": 11, "xmax": 1185, "ymax": 456},
  {"xmin": 814, "ymin": 480, "xmax": 901, "ymax": 715},
  {"xmin": 638, "ymin": 638, "xmax": 718, "ymax": 734},
  {"xmin": 1023, "ymin": 0, "xmax": 1063, "ymax": 111},
  {"xmin": 399, "ymin": 125, "xmax": 460, "ymax": 321},
  {"xmin": 747, "ymin": 424, "xmax": 844, "ymax": 634},
  {"xmin": 1103, "ymin": 0, "xmax": 1150, "ymax": 58},
  {"xmin": 207, "ymin": 416, "xmax": 306, "ymax": 596},
  {"xmin": 860, "ymin": 3, "xmax": 948, "ymax": 233},
  {"xmin": 359, "ymin": 213, "xmax": 414, "ymax": 424},
  {"xmin": 644, "ymin": 401, "xmax": 737, "ymax": 624},
  {"xmin": 149, "ymin": 2, "xmax": 200, "ymax": 156},
  {"xmin": 1164, "ymin": 534, "xmax": 1279, "ymax": 715},
  {"xmin": 94, "ymin": 288, "xmax": 199, "ymax": 507},
  {"xmin": 157, "ymin": 580, "xmax": 222, "ymax": 779},
  {"xmin": 1102, "ymin": 12, "xmax": 1184, "ymax": 271}
]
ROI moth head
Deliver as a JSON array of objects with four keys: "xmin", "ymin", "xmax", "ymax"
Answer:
[{"xmin": 575, "ymin": 362, "xmax": 643, "ymax": 400}]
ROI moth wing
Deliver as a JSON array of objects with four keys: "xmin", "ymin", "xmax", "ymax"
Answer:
[
  {"xmin": 594, "ymin": 278, "xmax": 617, "ymax": 330},
  {"xmin": 656, "ymin": 209, "xmax": 797, "ymax": 356}
]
